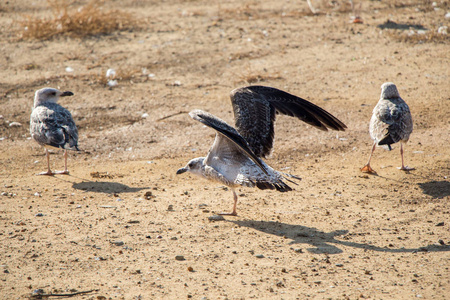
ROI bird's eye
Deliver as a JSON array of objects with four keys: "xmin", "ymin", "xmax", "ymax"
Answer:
[
  {"xmin": 188, "ymin": 162, "xmax": 193, "ymax": 168},
  {"xmin": 51, "ymin": 92, "xmax": 56, "ymax": 96}
]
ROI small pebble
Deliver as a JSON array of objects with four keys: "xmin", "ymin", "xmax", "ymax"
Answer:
[
  {"xmin": 107, "ymin": 80, "xmax": 118, "ymax": 87},
  {"xmin": 255, "ymin": 254, "xmax": 264, "ymax": 258},
  {"xmin": 111, "ymin": 241, "xmax": 124, "ymax": 246},
  {"xmin": 208, "ymin": 215, "xmax": 225, "ymax": 221},
  {"xmin": 187, "ymin": 266, "xmax": 194, "ymax": 272},
  {"xmin": 106, "ymin": 69, "xmax": 116, "ymax": 78},
  {"xmin": 175, "ymin": 255, "xmax": 185, "ymax": 261},
  {"xmin": 294, "ymin": 248, "xmax": 303, "ymax": 253},
  {"xmin": 35, "ymin": 213, "xmax": 44, "ymax": 217},
  {"xmin": 8, "ymin": 122, "xmax": 22, "ymax": 127}
]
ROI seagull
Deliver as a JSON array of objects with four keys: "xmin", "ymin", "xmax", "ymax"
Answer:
[
  {"xmin": 361, "ymin": 82, "xmax": 413, "ymax": 174},
  {"xmin": 30, "ymin": 87, "xmax": 80, "ymax": 175},
  {"xmin": 177, "ymin": 85, "xmax": 347, "ymax": 216}
]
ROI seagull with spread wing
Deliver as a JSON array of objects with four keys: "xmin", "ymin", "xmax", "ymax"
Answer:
[
  {"xmin": 361, "ymin": 82, "xmax": 413, "ymax": 174},
  {"xmin": 177, "ymin": 85, "xmax": 347, "ymax": 216},
  {"xmin": 30, "ymin": 87, "xmax": 80, "ymax": 175}
]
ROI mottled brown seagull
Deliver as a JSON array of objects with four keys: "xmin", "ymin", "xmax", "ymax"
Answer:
[
  {"xmin": 177, "ymin": 86, "xmax": 347, "ymax": 216},
  {"xmin": 361, "ymin": 82, "xmax": 413, "ymax": 174},
  {"xmin": 30, "ymin": 87, "xmax": 80, "ymax": 175}
]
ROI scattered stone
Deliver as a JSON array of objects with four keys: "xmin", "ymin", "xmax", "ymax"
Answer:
[
  {"xmin": 144, "ymin": 191, "xmax": 154, "ymax": 200},
  {"xmin": 335, "ymin": 263, "xmax": 344, "ymax": 267},
  {"xmin": 294, "ymin": 248, "xmax": 303, "ymax": 253},
  {"xmin": 107, "ymin": 80, "xmax": 118, "ymax": 87},
  {"xmin": 187, "ymin": 266, "xmax": 194, "ymax": 272},
  {"xmin": 32, "ymin": 289, "xmax": 44, "ymax": 295},
  {"xmin": 208, "ymin": 215, "xmax": 225, "ymax": 221},
  {"xmin": 9, "ymin": 122, "xmax": 22, "ymax": 127},
  {"xmin": 167, "ymin": 204, "xmax": 174, "ymax": 211},
  {"xmin": 175, "ymin": 255, "xmax": 185, "ymax": 261},
  {"xmin": 438, "ymin": 26, "xmax": 448, "ymax": 35},
  {"xmin": 111, "ymin": 241, "xmax": 124, "ymax": 246},
  {"xmin": 255, "ymin": 254, "xmax": 264, "ymax": 258},
  {"xmin": 35, "ymin": 213, "xmax": 44, "ymax": 217},
  {"xmin": 106, "ymin": 69, "xmax": 116, "ymax": 78},
  {"xmin": 438, "ymin": 239, "xmax": 445, "ymax": 245},
  {"xmin": 436, "ymin": 222, "xmax": 444, "ymax": 226},
  {"xmin": 94, "ymin": 256, "xmax": 106, "ymax": 261}
]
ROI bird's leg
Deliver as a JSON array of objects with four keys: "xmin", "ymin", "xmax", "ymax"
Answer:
[
  {"xmin": 218, "ymin": 188, "xmax": 238, "ymax": 216},
  {"xmin": 37, "ymin": 149, "xmax": 55, "ymax": 176},
  {"xmin": 55, "ymin": 150, "xmax": 70, "ymax": 174},
  {"xmin": 361, "ymin": 142, "xmax": 377, "ymax": 174},
  {"xmin": 398, "ymin": 143, "xmax": 414, "ymax": 171}
]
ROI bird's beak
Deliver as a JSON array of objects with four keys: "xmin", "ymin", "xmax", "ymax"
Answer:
[
  {"xmin": 176, "ymin": 167, "xmax": 187, "ymax": 175},
  {"xmin": 61, "ymin": 91, "xmax": 74, "ymax": 97}
]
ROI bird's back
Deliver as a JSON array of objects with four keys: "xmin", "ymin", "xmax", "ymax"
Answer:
[
  {"xmin": 30, "ymin": 102, "xmax": 79, "ymax": 150},
  {"xmin": 370, "ymin": 97, "xmax": 412, "ymax": 146}
]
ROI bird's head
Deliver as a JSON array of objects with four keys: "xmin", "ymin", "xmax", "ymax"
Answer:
[
  {"xmin": 34, "ymin": 87, "xmax": 74, "ymax": 107},
  {"xmin": 380, "ymin": 82, "xmax": 399, "ymax": 99},
  {"xmin": 176, "ymin": 157, "xmax": 205, "ymax": 177}
]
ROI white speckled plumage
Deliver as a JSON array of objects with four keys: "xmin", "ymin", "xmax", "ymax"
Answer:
[
  {"xmin": 177, "ymin": 86, "xmax": 347, "ymax": 215},
  {"xmin": 362, "ymin": 82, "xmax": 413, "ymax": 173},
  {"xmin": 30, "ymin": 87, "xmax": 79, "ymax": 175}
]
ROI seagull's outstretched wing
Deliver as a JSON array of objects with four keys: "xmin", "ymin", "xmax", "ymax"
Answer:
[
  {"xmin": 189, "ymin": 109, "xmax": 268, "ymax": 175},
  {"xmin": 230, "ymin": 85, "xmax": 347, "ymax": 157}
]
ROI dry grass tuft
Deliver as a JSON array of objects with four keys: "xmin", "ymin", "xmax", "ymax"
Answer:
[
  {"xmin": 387, "ymin": 30, "xmax": 449, "ymax": 44},
  {"xmin": 236, "ymin": 67, "xmax": 283, "ymax": 85},
  {"xmin": 18, "ymin": 0, "xmax": 139, "ymax": 40}
]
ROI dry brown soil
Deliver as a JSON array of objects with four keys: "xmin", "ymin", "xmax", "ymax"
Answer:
[{"xmin": 0, "ymin": 1, "xmax": 449, "ymax": 299}]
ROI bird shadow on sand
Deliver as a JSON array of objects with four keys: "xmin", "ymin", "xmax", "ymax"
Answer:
[
  {"xmin": 229, "ymin": 220, "xmax": 450, "ymax": 255},
  {"xmin": 52, "ymin": 174, "xmax": 149, "ymax": 194},
  {"xmin": 418, "ymin": 181, "xmax": 450, "ymax": 199},
  {"xmin": 72, "ymin": 181, "xmax": 149, "ymax": 194},
  {"xmin": 377, "ymin": 20, "xmax": 427, "ymax": 31}
]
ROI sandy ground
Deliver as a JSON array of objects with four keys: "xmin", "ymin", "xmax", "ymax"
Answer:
[{"xmin": 0, "ymin": 0, "xmax": 449, "ymax": 299}]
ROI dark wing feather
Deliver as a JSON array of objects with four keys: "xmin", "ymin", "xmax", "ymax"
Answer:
[
  {"xmin": 189, "ymin": 109, "xmax": 269, "ymax": 175},
  {"xmin": 230, "ymin": 86, "xmax": 347, "ymax": 157}
]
